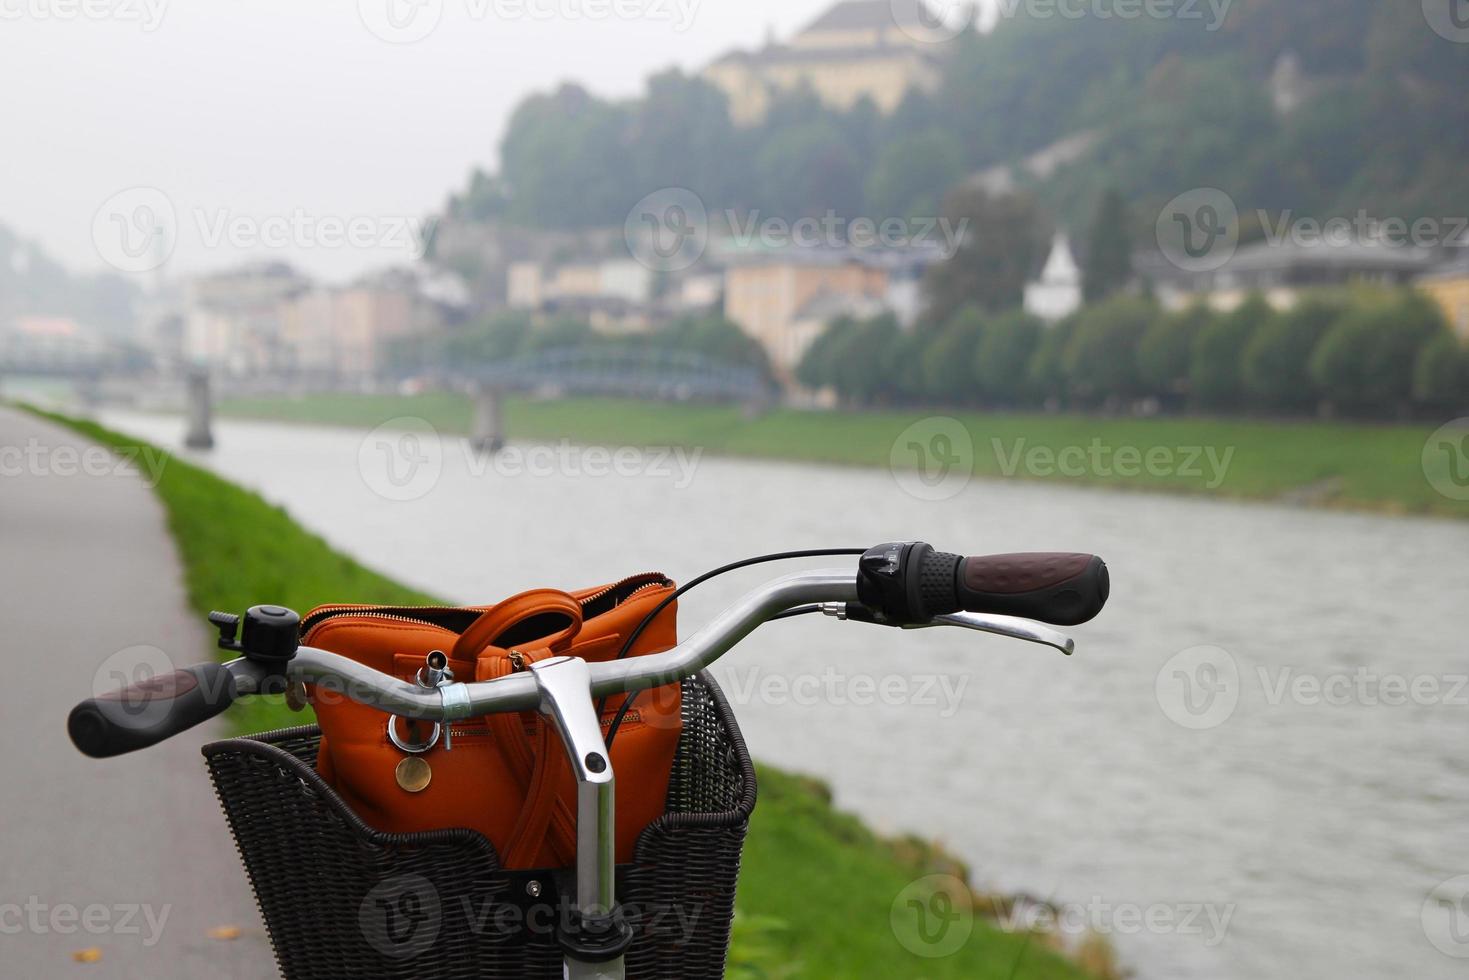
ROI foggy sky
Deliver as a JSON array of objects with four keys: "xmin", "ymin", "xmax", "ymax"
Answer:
[{"xmin": 0, "ymin": 0, "xmax": 876, "ymax": 284}]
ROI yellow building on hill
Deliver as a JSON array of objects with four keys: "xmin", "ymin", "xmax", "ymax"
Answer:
[
  {"xmin": 704, "ymin": 1, "xmax": 948, "ymax": 126},
  {"xmin": 1418, "ymin": 261, "xmax": 1469, "ymax": 342}
]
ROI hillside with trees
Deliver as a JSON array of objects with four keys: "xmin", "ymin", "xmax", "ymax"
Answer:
[{"xmin": 439, "ymin": 1, "xmax": 1469, "ymax": 256}]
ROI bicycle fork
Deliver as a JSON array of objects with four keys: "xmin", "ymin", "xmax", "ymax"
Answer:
[{"xmin": 529, "ymin": 657, "xmax": 632, "ymax": 980}]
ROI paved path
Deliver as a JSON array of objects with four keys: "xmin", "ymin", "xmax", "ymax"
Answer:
[{"xmin": 0, "ymin": 407, "xmax": 274, "ymax": 978}]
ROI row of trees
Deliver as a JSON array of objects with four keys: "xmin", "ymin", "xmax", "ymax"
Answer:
[{"xmin": 797, "ymin": 290, "xmax": 1469, "ymax": 420}]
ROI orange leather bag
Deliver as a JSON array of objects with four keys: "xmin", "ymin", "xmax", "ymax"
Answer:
[{"xmin": 302, "ymin": 574, "xmax": 682, "ymax": 869}]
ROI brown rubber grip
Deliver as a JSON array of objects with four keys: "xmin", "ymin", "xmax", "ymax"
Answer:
[
  {"xmin": 69, "ymin": 662, "xmax": 240, "ymax": 759},
  {"xmin": 96, "ymin": 669, "xmax": 202, "ymax": 702},
  {"xmin": 956, "ymin": 553, "xmax": 1109, "ymax": 626},
  {"xmin": 962, "ymin": 553, "xmax": 1096, "ymax": 595}
]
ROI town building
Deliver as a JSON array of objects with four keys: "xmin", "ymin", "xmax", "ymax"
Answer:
[
  {"xmin": 508, "ymin": 258, "xmax": 660, "ymax": 334},
  {"xmin": 1024, "ymin": 233, "xmax": 1084, "ymax": 323},
  {"xmin": 704, "ymin": 1, "xmax": 949, "ymax": 126},
  {"xmin": 508, "ymin": 259, "xmax": 654, "ymax": 311},
  {"xmin": 183, "ymin": 263, "xmax": 310, "ymax": 376},
  {"xmin": 1418, "ymin": 259, "xmax": 1469, "ymax": 343},
  {"xmin": 0, "ymin": 316, "xmax": 105, "ymax": 371},
  {"xmin": 1144, "ymin": 238, "xmax": 1441, "ymax": 312},
  {"xmin": 722, "ymin": 247, "xmax": 892, "ymax": 382},
  {"xmin": 182, "ymin": 263, "xmax": 457, "ymax": 379}
]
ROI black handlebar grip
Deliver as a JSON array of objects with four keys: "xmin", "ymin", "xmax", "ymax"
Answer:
[
  {"xmin": 954, "ymin": 553, "xmax": 1109, "ymax": 626},
  {"xmin": 68, "ymin": 662, "xmax": 240, "ymax": 759}
]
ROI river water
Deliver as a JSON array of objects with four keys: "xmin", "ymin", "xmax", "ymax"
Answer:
[{"xmin": 99, "ymin": 410, "xmax": 1469, "ymax": 980}]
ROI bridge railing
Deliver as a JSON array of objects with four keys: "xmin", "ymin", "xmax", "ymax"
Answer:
[{"xmin": 435, "ymin": 345, "xmax": 773, "ymax": 405}]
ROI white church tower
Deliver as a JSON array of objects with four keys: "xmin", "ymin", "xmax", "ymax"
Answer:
[{"xmin": 1024, "ymin": 232, "xmax": 1083, "ymax": 323}]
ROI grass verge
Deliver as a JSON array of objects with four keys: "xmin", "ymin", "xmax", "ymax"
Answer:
[
  {"xmin": 32, "ymin": 405, "xmax": 1104, "ymax": 980},
  {"xmin": 221, "ymin": 392, "xmax": 1464, "ymax": 519}
]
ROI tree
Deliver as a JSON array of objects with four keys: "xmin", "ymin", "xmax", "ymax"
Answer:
[
  {"xmin": 1028, "ymin": 314, "xmax": 1079, "ymax": 409},
  {"xmin": 499, "ymin": 84, "xmax": 632, "ymax": 228},
  {"xmin": 1309, "ymin": 291, "xmax": 1447, "ymax": 417},
  {"xmin": 447, "ymin": 169, "xmax": 510, "ymax": 222},
  {"xmin": 832, "ymin": 315, "xmax": 907, "ymax": 406},
  {"xmin": 974, "ymin": 310, "xmax": 1043, "ymax": 407},
  {"xmin": 864, "ymin": 129, "xmax": 966, "ymax": 219},
  {"xmin": 922, "ymin": 187, "xmax": 1047, "ymax": 325},
  {"xmin": 919, "ymin": 307, "xmax": 986, "ymax": 404},
  {"xmin": 1363, "ymin": 292, "xmax": 1453, "ymax": 415},
  {"xmin": 752, "ymin": 119, "xmax": 863, "ymax": 220},
  {"xmin": 795, "ymin": 315, "xmax": 851, "ymax": 391},
  {"xmin": 1062, "ymin": 296, "xmax": 1159, "ymax": 407},
  {"xmin": 1241, "ymin": 295, "xmax": 1343, "ymax": 415},
  {"xmin": 1081, "ymin": 189, "xmax": 1134, "ymax": 303},
  {"xmin": 1308, "ymin": 308, "xmax": 1379, "ymax": 416},
  {"xmin": 1192, "ymin": 295, "xmax": 1273, "ymax": 412},
  {"xmin": 519, "ymin": 315, "xmax": 597, "ymax": 354},
  {"xmin": 657, "ymin": 314, "xmax": 770, "ymax": 376},
  {"xmin": 1316, "ymin": 290, "xmax": 1439, "ymax": 414},
  {"xmin": 1138, "ymin": 303, "xmax": 1213, "ymax": 405},
  {"xmin": 796, "ymin": 315, "xmax": 907, "ymax": 407},
  {"xmin": 626, "ymin": 70, "xmax": 739, "ymax": 207},
  {"xmin": 1414, "ymin": 333, "xmax": 1469, "ymax": 414},
  {"xmin": 443, "ymin": 312, "xmax": 534, "ymax": 365}
]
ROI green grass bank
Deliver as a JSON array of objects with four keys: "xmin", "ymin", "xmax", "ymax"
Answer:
[
  {"xmin": 32, "ymin": 406, "xmax": 1104, "ymax": 980},
  {"xmin": 221, "ymin": 392, "xmax": 1465, "ymax": 519}
]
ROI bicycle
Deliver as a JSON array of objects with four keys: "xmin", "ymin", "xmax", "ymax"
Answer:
[{"xmin": 68, "ymin": 541, "xmax": 1109, "ymax": 979}]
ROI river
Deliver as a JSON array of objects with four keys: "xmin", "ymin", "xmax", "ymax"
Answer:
[{"xmin": 99, "ymin": 410, "xmax": 1469, "ymax": 980}]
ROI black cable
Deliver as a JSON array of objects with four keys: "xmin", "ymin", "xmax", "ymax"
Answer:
[
  {"xmin": 601, "ymin": 549, "xmax": 863, "ymax": 749},
  {"xmin": 771, "ymin": 604, "xmax": 822, "ymax": 621}
]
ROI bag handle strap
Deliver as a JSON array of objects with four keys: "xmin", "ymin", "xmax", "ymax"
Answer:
[
  {"xmin": 452, "ymin": 589, "xmax": 583, "ymax": 664},
  {"xmin": 454, "ymin": 590, "xmax": 585, "ymax": 866}
]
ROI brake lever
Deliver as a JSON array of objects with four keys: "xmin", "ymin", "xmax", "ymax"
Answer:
[
  {"xmin": 820, "ymin": 604, "xmax": 1075, "ymax": 656},
  {"xmin": 919, "ymin": 613, "xmax": 1075, "ymax": 656}
]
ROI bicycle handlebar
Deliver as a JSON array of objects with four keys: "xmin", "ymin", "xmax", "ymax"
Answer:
[
  {"xmin": 68, "ymin": 660, "xmax": 268, "ymax": 759},
  {"xmin": 855, "ymin": 543, "xmax": 1109, "ymax": 628},
  {"xmin": 68, "ymin": 544, "xmax": 1110, "ymax": 756}
]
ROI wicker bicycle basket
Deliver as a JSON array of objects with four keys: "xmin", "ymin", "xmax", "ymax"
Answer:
[{"xmin": 202, "ymin": 673, "xmax": 755, "ymax": 980}]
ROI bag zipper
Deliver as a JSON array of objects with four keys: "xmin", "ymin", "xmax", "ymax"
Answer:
[
  {"xmin": 300, "ymin": 573, "xmax": 672, "ymax": 640},
  {"xmin": 300, "ymin": 605, "xmax": 467, "ymax": 637},
  {"xmin": 575, "ymin": 572, "xmax": 672, "ymax": 614}
]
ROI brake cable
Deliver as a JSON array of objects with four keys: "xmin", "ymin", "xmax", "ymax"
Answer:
[{"xmin": 601, "ymin": 549, "xmax": 864, "ymax": 749}]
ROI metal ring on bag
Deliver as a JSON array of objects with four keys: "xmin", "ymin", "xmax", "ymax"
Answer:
[{"xmin": 387, "ymin": 715, "xmax": 441, "ymax": 755}]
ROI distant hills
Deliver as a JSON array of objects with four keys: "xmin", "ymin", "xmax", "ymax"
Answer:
[{"xmin": 0, "ymin": 223, "xmax": 138, "ymax": 337}]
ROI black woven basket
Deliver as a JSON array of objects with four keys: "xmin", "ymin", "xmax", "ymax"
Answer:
[{"xmin": 203, "ymin": 673, "xmax": 755, "ymax": 979}]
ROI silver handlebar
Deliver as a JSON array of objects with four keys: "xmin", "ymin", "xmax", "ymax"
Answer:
[{"xmin": 255, "ymin": 568, "xmax": 1076, "ymax": 722}]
